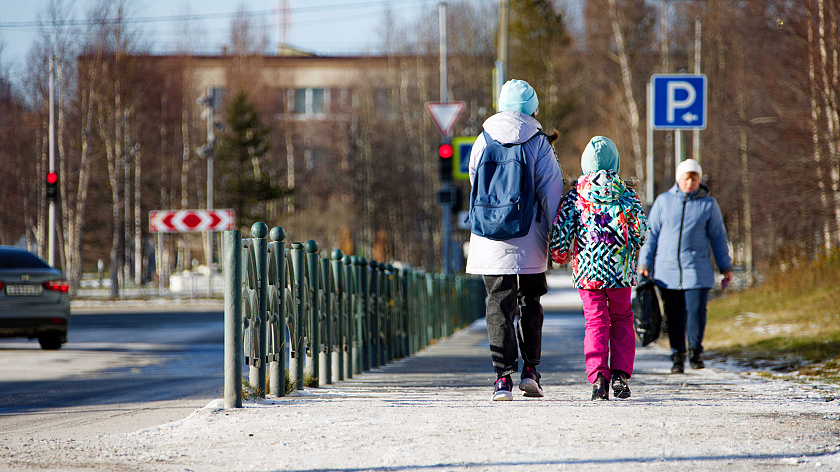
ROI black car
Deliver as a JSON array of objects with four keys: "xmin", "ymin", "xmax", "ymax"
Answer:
[{"xmin": 0, "ymin": 246, "xmax": 70, "ymax": 349}]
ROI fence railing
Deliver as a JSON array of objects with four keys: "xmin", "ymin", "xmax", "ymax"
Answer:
[{"xmin": 223, "ymin": 223, "xmax": 486, "ymax": 408}]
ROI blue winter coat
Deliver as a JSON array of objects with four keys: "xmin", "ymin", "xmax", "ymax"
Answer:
[{"xmin": 638, "ymin": 183, "xmax": 732, "ymax": 290}]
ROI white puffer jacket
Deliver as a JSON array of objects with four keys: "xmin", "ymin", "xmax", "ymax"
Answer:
[{"xmin": 465, "ymin": 111, "xmax": 564, "ymax": 275}]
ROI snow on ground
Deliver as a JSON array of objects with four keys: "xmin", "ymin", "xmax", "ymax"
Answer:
[{"xmin": 2, "ymin": 271, "xmax": 838, "ymax": 471}]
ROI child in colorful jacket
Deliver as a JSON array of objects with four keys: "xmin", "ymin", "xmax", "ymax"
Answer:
[{"xmin": 550, "ymin": 136, "xmax": 648, "ymax": 401}]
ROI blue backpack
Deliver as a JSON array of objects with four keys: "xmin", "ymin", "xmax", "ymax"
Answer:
[{"xmin": 468, "ymin": 130, "xmax": 544, "ymax": 241}]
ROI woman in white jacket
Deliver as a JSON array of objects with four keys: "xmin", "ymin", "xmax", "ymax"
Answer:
[{"xmin": 466, "ymin": 79, "xmax": 564, "ymax": 401}]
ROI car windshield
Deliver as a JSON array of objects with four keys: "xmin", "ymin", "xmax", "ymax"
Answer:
[{"xmin": 0, "ymin": 250, "xmax": 52, "ymax": 269}]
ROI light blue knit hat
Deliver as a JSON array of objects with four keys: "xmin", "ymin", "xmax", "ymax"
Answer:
[
  {"xmin": 498, "ymin": 79, "xmax": 539, "ymax": 115},
  {"xmin": 581, "ymin": 136, "xmax": 620, "ymax": 174}
]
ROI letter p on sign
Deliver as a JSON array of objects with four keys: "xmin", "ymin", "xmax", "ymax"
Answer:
[{"xmin": 652, "ymin": 74, "xmax": 707, "ymax": 130}]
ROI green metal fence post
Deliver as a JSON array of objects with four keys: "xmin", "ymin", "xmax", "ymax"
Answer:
[
  {"xmin": 367, "ymin": 259, "xmax": 379, "ymax": 368},
  {"xmin": 320, "ymin": 256, "xmax": 332, "ymax": 385},
  {"xmin": 290, "ymin": 242, "xmax": 306, "ymax": 390},
  {"xmin": 305, "ymin": 240, "xmax": 320, "ymax": 388},
  {"xmin": 343, "ymin": 255, "xmax": 355, "ymax": 377},
  {"xmin": 388, "ymin": 265, "xmax": 401, "ymax": 361},
  {"xmin": 357, "ymin": 257, "xmax": 370, "ymax": 371},
  {"xmin": 423, "ymin": 272, "xmax": 433, "ymax": 347},
  {"xmin": 223, "ymin": 230, "xmax": 243, "ymax": 408},
  {"xmin": 408, "ymin": 270, "xmax": 418, "ymax": 355},
  {"xmin": 382, "ymin": 263, "xmax": 392, "ymax": 364},
  {"xmin": 330, "ymin": 249, "xmax": 344, "ymax": 382},
  {"xmin": 268, "ymin": 226, "xmax": 287, "ymax": 397},
  {"xmin": 351, "ymin": 256, "xmax": 363, "ymax": 373},
  {"xmin": 250, "ymin": 223, "xmax": 268, "ymax": 398}
]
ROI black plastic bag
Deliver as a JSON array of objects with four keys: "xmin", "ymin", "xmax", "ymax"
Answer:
[{"xmin": 632, "ymin": 277, "xmax": 662, "ymax": 346}]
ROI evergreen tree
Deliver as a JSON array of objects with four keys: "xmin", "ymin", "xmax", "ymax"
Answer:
[
  {"xmin": 216, "ymin": 89, "xmax": 287, "ymax": 225},
  {"xmin": 507, "ymin": 0, "xmax": 574, "ymax": 147}
]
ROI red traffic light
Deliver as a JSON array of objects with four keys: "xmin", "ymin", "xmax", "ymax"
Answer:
[
  {"xmin": 438, "ymin": 143, "xmax": 453, "ymax": 159},
  {"xmin": 46, "ymin": 171, "xmax": 58, "ymax": 184}
]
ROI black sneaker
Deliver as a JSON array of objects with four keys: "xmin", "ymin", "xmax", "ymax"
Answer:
[
  {"xmin": 519, "ymin": 366, "xmax": 544, "ymax": 398},
  {"xmin": 689, "ymin": 349, "xmax": 705, "ymax": 369},
  {"xmin": 492, "ymin": 376, "xmax": 513, "ymax": 401},
  {"xmin": 611, "ymin": 370, "xmax": 631, "ymax": 399},
  {"xmin": 591, "ymin": 373, "xmax": 609, "ymax": 401}
]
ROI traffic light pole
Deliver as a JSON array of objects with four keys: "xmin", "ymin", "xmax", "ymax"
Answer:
[
  {"xmin": 439, "ymin": 3, "xmax": 451, "ymax": 276},
  {"xmin": 48, "ymin": 56, "xmax": 56, "ymax": 267}
]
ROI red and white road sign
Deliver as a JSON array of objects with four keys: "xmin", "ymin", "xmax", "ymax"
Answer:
[
  {"xmin": 149, "ymin": 209, "xmax": 235, "ymax": 233},
  {"xmin": 425, "ymin": 101, "xmax": 465, "ymax": 136}
]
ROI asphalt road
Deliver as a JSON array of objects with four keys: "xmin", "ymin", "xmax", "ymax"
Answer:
[{"xmin": 0, "ymin": 305, "xmax": 224, "ymax": 441}]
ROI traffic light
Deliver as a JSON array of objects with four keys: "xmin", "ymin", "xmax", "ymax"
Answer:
[
  {"xmin": 438, "ymin": 141, "xmax": 453, "ymax": 182},
  {"xmin": 46, "ymin": 171, "xmax": 59, "ymax": 202}
]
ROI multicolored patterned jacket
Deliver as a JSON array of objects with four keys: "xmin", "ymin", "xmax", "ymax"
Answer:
[{"xmin": 550, "ymin": 170, "xmax": 648, "ymax": 290}]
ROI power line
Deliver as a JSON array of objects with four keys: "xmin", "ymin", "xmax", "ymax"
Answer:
[{"xmin": 0, "ymin": 0, "xmax": 438, "ymax": 29}]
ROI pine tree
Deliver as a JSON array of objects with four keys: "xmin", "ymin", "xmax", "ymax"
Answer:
[
  {"xmin": 507, "ymin": 0, "xmax": 573, "ymax": 146},
  {"xmin": 216, "ymin": 89, "xmax": 287, "ymax": 225}
]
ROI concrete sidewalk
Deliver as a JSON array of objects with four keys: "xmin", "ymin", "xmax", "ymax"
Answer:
[{"xmin": 4, "ymin": 271, "xmax": 840, "ymax": 471}]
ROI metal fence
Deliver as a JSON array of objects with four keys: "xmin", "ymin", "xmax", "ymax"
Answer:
[{"xmin": 223, "ymin": 223, "xmax": 486, "ymax": 408}]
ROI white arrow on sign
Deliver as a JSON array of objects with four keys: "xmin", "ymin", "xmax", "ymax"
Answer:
[
  {"xmin": 682, "ymin": 111, "xmax": 699, "ymax": 123},
  {"xmin": 425, "ymin": 101, "xmax": 465, "ymax": 136}
]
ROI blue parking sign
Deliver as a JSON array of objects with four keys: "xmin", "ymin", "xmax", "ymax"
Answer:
[{"xmin": 652, "ymin": 74, "xmax": 707, "ymax": 130}]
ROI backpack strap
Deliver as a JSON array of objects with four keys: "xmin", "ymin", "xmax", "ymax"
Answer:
[{"xmin": 530, "ymin": 130, "xmax": 546, "ymax": 223}]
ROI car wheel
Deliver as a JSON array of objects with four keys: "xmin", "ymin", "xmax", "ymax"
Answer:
[{"xmin": 38, "ymin": 334, "xmax": 63, "ymax": 350}]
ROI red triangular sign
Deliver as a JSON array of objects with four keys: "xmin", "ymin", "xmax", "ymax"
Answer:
[{"xmin": 425, "ymin": 101, "xmax": 465, "ymax": 136}]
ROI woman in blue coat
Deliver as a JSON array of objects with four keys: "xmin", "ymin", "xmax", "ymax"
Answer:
[{"xmin": 638, "ymin": 159, "xmax": 733, "ymax": 373}]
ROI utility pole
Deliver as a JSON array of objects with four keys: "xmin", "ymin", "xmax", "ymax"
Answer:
[
  {"xmin": 439, "ymin": 2, "xmax": 451, "ymax": 275},
  {"xmin": 48, "ymin": 56, "xmax": 56, "ymax": 267},
  {"xmin": 693, "ymin": 16, "xmax": 702, "ymax": 164},
  {"xmin": 197, "ymin": 90, "xmax": 216, "ymax": 294},
  {"xmin": 494, "ymin": 0, "xmax": 509, "ymax": 109}
]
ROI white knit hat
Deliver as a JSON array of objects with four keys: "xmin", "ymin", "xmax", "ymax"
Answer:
[{"xmin": 676, "ymin": 158, "xmax": 703, "ymax": 181}]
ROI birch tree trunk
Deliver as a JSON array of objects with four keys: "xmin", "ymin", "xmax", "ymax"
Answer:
[
  {"xmin": 67, "ymin": 75, "xmax": 96, "ymax": 293},
  {"xmin": 808, "ymin": 1, "xmax": 834, "ymax": 251},
  {"xmin": 817, "ymin": 0, "xmax": 840, "ymax": 247},
  {"xmin": 607, "ymin": 0, "xmax": 643, "ymax": 178}
]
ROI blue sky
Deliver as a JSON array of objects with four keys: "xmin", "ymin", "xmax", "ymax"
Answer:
[
  {"xmin": 1, "ymin": 0, "xmax": 584, "ymax": 81},
  {"xmin": 0, "ymin": 0, "xmax": 443, "ymax": 71}
]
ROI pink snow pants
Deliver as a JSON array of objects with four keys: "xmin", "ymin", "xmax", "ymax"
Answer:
[{"xmin": 578, "ymin": 287, "xmax": 635, "ymax": 384}]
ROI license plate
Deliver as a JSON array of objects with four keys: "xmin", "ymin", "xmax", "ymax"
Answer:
[{"xmin": 5, "ymin": 284, "xmax": 43, "ymax": 296}]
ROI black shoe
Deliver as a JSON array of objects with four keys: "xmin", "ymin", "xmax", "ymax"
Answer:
[
  {"xmin": 671, "ymin": 352, "xmax": 685, "ymax": 374},
  {"xmin": 492, "ymin": 376, "xmax": 513, "ymax": 401},
  {"xmin": 611, "ymin": 370, "xmax": 631, "ymax": 399},
  {"xmin": 591, "ymin": 373, "xmax": 609, "ymax": 401},
  {"xmin": 689, "ymin": 349, "xmax": 705, "ymax": 369},
  {"xmin": 519, "ymin": 366, "xmax": 544, "ymax": 397}
]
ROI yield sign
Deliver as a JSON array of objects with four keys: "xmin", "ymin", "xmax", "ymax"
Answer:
[
  {"xmin": 149, "ymin": 209, "xmax": 235, "ymax": 233},
  {"xmin": 425, "ymin": 101, "xmax": 465, "ymax": 136}
]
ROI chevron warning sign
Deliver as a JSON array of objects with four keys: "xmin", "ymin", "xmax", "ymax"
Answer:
[{"xmin": 149, "ymin": 209, "xmax": 235, "ymax": 233}]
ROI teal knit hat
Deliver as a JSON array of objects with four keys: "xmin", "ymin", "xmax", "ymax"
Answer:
[
  {"xmin": 498, "ymin": 79, "xmax": 539, "ymax": 115},
  {"xmin": 581, "ymin": 136, "xmax": 620, "ymax": 174}
]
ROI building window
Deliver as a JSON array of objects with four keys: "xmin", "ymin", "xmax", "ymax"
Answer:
[
  {"xmin": 311, "ymin": 88, "xmax": 325, "ymax": 114},
  {"xmin": 290, "ymin": 88, "xmax": 328, "ymax": 116},
  {"xmin": 293, "ymin": 89, "xmax": 307, "ymax": 114}
]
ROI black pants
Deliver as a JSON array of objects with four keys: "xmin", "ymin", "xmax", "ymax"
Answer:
[
  {"xmin": 484, "ymin": 273, "xmax": 548, "ymax": 378},
  {"xmin": 659, "ymin": 287, "xmax": 710, "ymax": 355}
]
